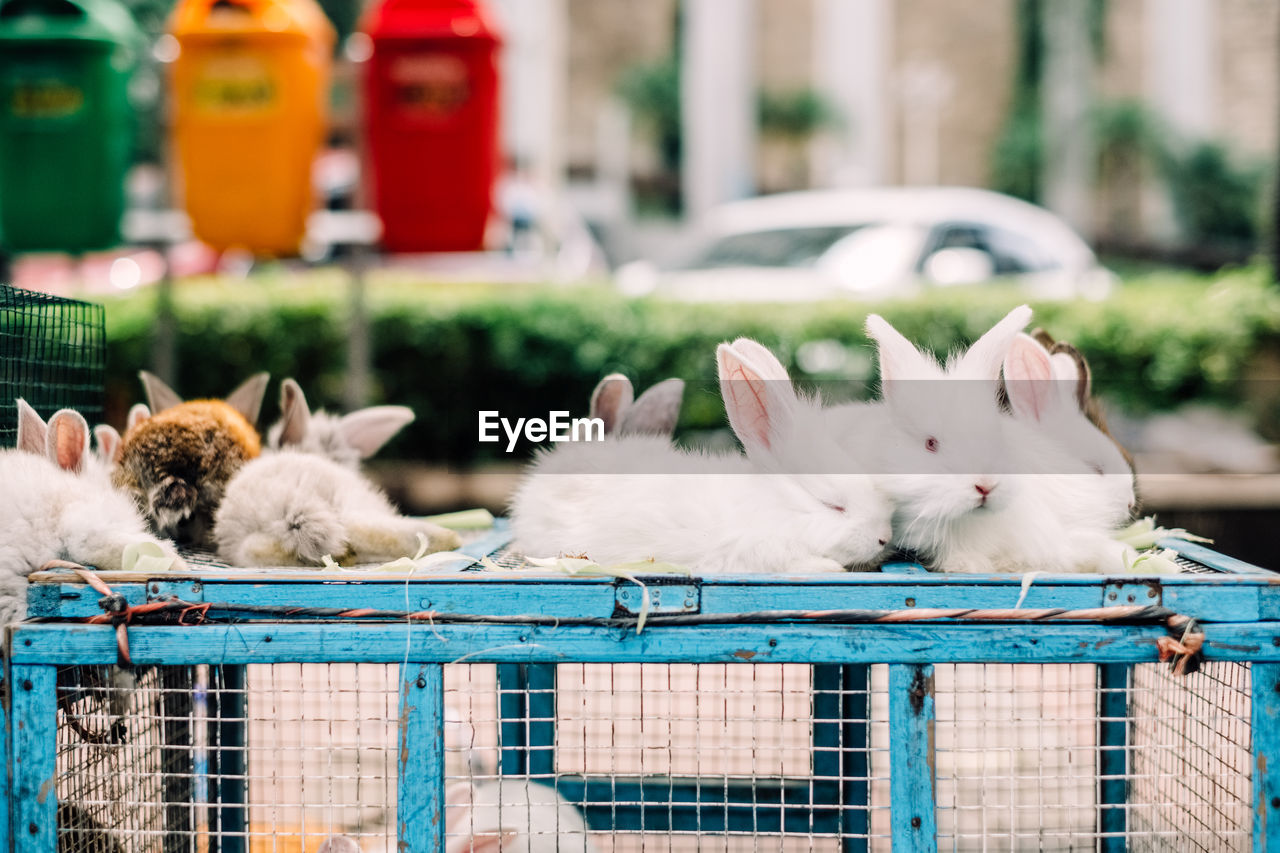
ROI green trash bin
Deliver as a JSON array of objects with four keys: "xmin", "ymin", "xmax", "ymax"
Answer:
[{"xmin": 0, "ymin": 0, "xmax": 140, "ymax": 252}]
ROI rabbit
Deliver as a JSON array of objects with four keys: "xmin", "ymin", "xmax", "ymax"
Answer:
[
  {"xmin": 1003, "ymin": 332, "xmax": 1137, "ymax": 527},
  {"xmin": 0, "ymin": 402, "xmax": 184, "ymax": 625},
  {"xmin": 112, "ymin": 372, "xmax": 269, "ymax": 548},
  {"xmin": 213, "ymin": 378, "xmax": 458, "ymax": 567},
  {"xmin": 509, "ymin": 339, "xmax": 893, "ymax": 574},
  {"xmin": 838, "ymin": 306, "xmax": 1133, "ymax": 574},
  {"xmin": 266, "ymin": 378, "xmax": 415, "ymax": 467},
  {"xmin": 445, "ymin": 779, "xmax": 597, "ymax": 853},
  {"xmin": 588, "ymin": 373, "xmax": 684, "ymax": 439}
]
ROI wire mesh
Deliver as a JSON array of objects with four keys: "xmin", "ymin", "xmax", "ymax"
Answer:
[
  {"xmin": 51, "ymin": 657, "xmax": 1256, "ymax": 851},
  {"xmin": 0, "ymin": 283, "xmax": 105, "ymax": 446}
]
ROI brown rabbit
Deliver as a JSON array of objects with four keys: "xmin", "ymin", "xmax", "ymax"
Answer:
[{"xmin": 113, "ymin": 372, "xmax": 269, "ymax": 548}]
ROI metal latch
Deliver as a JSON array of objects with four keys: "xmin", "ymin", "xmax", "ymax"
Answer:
[
  {"xmin": 1103, "ymin": 581, "xmax": 1160, "ymax": 607},
  {"xmin": 615, "ymin": 583, "xmax": 700, "ymax": 615}
]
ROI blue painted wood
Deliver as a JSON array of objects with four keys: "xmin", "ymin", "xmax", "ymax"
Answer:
[
  {"xmin": 1159, "ymin": 538, "xmax": 1273, "ymax": 575},
  {"xmin": 208, "ymin": 665, "xmax": 247, "ymax": 853},
  {"xmin": 888, "ymin": 664, "xmax": 935, "ymax": 852},
  {"xmin": 398, "ymin": 664, "xmax": 445, "ymax": 853},
  {"xmin": 1253, "ymin": 663, "xmax": 1280, "ymax": 851},
  {"xmin": 30, "ymin": 566, "xmax": 1280, "ymax": 624},
  {"xmin": 1096, "ymin": 664, "xmax": 1128, "ymax": 851},
  {"xmin": 10, "ymin": 665, "xmax": 56, "ymax": 853},
  {"xmin": 554, "ymin": 775, "xmax": 840, "ymax": 834},
  {"xmin": 2, "ymin": 648, "xmax": 11, "ymax": 853},
  {"xmin": 12, "ymin": 621, "xmax": 1280, "ymax": 667},
  {"xmin": 455, "ymin": 523, "xmax": 513, "ymax": 560}
]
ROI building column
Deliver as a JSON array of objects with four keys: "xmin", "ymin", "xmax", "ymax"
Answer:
[
  {"xmin": 491, "ymin": 0, "xmax": 568, "ymax": 230},
  {"xmin": 1144, "ymin": 0, "xmax": 1216, "ymax": 240},
  {"xmin": 811, "ymin": 0, "xmax": 892, "ymax": 187},
  {"xmin": 1041, "ymin": 0, "xmax": 1096, "ymax": 238},
  {"xmin": 681, "ymin": 0, "xmax": 757, "ymax": 219}
]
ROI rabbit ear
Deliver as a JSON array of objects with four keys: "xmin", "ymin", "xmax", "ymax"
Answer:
[
  {"xmin": 139, "ymin": 371, "xmax": 183, "ymax": 413},
  {"xmin": 718, "ymin": 342, "xmax": 797, "ymax": 457},
  {"xmin": 127, "ymin": 403, "xmax": 151, "ymax": 432},
  {"xmin": 589, "ymin": 374, "xmax": 633, "ymax": 436},
  {"xmin": 727, "ymin": 338, "xmax": 790, "ymax": 380},
  {"xmin": 1050, "ymin": 342, "xmax": 1092, "ymax": 408},
  {"xmin": 620, "ymin": 378, "xmax": 684, "ymax": 438},
  {"xmin": 339, "ymin": 406, "xmax": 416, "ymax": 458},
  {"xmin": 276, "ymin": 379, "xmax": 312, "ymax": 447},
  {"xmin": 865, "ymin": 314, "xmax": 941, "ymax": 384},
  {"xmin": 94, "ymin": 424, "xmax": 122, "ymax": 465},
  {"xmin": 1030, "ymin": 327, "xmax": 1057, "ymax": 349},
  {"xmin": 226, "ymin": 372, "xmax": 270, "ymax": 425},
  {"xmin": 16, "ymin": 399, "xmax": 47, "ymax": 456},
  {"xmin": 1003, "ymin": 334, "xmax": 1056, "ymax": 423},
  {"xmin": 47, "ymin": 410, "xmax": 91, "ymax": 474},
  {"xmin": 953, "ymin": 305, "xmax": 1033, "ymax": 381}
]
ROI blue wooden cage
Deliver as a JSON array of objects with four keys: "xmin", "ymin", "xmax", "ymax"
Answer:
[{"xmin": 4, "ymin": 526, "xmax": 1279, "ymax": 852}]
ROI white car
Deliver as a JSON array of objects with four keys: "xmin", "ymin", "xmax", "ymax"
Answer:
[{"xmin": 617, "ymin": 187, "xmax": 1114, "ymax": 302}]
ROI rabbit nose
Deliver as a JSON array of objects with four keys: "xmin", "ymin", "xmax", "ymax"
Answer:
[{"xmin": 974, "ymin": 480, "xmax": 996, "ymax": 497}]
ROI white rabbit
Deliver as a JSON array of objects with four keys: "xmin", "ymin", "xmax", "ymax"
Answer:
[
  {"xmin": 0, "ymin": 401, "xmax": 184, "ymax": 625},
  {"xmin": 445, "ymin": 779, "xmax": 597, "ymax": 853},
  {"xmin": 838, "ymin": 307, "xmax": 1133, "ymax": 574},
  {"xmin": 509, "ymin": 340, "xmax": 893, "ymax": 574},
  {"xmin": 266, "ymin": 378, "xmax": 415, "ymax": 468},
  {"xmin": 1003, "ymin": 332, "xmax": 1136, "ymax": 527},
  {"xmin": 212, "ymin": 382, "xmax": 459, "ymax": 567}
]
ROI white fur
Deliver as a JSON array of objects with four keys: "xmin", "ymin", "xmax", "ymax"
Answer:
[
  {"xmin": 445, "ymin": 779, "xmax": 597, "ymax": 853},
  {"xmin": 510, "ymin": 341, "xmax": 892, "ymax": 574},
  {"xmin": 0, "ymin": 404, "xmax": 183, "ymax": 626},
  {"xmin": 212, "ymin": 451, "xmax": 457, "ymax": 567},
  {"xmin": 834, "ymin": 308, "xmax": 1135, "ymax": 574}
]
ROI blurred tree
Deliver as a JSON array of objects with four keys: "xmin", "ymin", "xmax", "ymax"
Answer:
[
  {"xmin": 991, "ymin": 0, "xmax": 1106, "ymax": 203},
  {"xmin": 1158, "ymin": 141, "xmax": 1264, "ymax": 248},
  {"xmin": 617, "ymin": 57, "xmax": 682, "ymax": 176},
  {"xmin": 757, "ymin": 88, "xmax": 841, "ymax": 191}
]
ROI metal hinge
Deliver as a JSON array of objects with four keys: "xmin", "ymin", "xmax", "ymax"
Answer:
[
  {"xmin": 615, "ymin": 583, "xmax": 700, "ymax": 615},
  {"xmin": 1103, "ymin": 581, "xmax": 1161, "ymax": 607}
]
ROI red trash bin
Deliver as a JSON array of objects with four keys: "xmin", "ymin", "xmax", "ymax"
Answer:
[{"xmin": 359, "ymin": 0, "xmax": 501, "ymax": 253}]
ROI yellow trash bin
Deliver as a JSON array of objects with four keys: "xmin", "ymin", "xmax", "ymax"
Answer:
[{"xmin": 168, "ymin": 0, "xmax": 333, "ymax": 255}]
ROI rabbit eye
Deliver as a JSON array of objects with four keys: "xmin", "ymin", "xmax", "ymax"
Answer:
[
  {"xmin": 823, "ymin": 501, "xmax": 847, "ymax": 514},
  {"xmin": 925, "ymin": 436, "xmax": 939, "ymax": 453}
]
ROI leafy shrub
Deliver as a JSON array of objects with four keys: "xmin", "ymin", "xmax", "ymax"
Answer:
[{"xmin": 101, "ymin": 268, "xmax": 1280, "ymax": 463}]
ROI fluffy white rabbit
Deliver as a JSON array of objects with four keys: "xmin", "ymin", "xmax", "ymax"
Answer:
[
  {"xmin": 1003, "ymin": 332, "xmax": 1136, "ymax": 527},
  {"xmin": 0, "ymin": 401, "xmax": 184, "ymax": 625},
  {"xmin": 510, "ymin": 340, "xmax": 892, "ymax": 574},
  {"xmin": 266, "ymin": 378, "xmax": 415, "ymax": 468},
  {"xmin": 833, "ymin": 307, "xmax": 1134, "ymax": 573},
  {"xmin": 445, "ymin": 779, "xmax": 597, "ymax": 853},
  {"xmin": 212, "ymin": 381, "xmax": 458, "ymax": 567}
]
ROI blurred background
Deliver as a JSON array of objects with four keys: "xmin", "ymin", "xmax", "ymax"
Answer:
[{"xmin": 2, "ymin": 0, "xmax": 1279, "ymax": 564}]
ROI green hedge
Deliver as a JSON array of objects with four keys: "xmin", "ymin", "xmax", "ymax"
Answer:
[{"xmin": 101, "ymin": 266, "xmax": 1280, "ymax": 462}]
